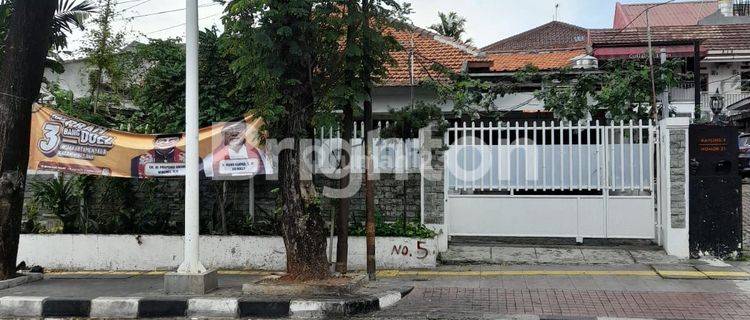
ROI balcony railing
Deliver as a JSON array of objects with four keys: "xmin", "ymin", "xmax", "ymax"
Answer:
[{"xmin": 669, "ymin": 83, "xmax": 750, "ymax": 109}]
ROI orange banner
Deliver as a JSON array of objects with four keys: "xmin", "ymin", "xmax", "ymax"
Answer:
[{"xmin": 28, "ymin": 105, "xmax": 272, "ymax": 179}]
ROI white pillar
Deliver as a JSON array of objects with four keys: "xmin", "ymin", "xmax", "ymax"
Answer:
[
  {"xmin": 658, "ymin": 117, "xmax": 691, "ymax": 258},
  {"xmin": 177, "ymin": 0, "xmax": 206, "ymax": 274}
]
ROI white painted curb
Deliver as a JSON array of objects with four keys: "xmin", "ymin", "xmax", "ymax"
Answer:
[
  {"xmin": 0, "ymin": 296, "xmax": 46, "ymax": 317},
  {"xmin": 289, "ymin": 300, "xmax": 331, "ymax": 318},
  {"xmin": 187, "ymin": 298, "xmax": 239, "ymax": 318},
  {"xmin": 377, "ymin": 291, "xmax": 402, "ymax": 309},
  {"xmin": 90, "ymin": 297, "xmax": 140, "ymax": 318}
]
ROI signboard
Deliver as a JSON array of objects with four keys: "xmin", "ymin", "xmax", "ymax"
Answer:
[{"xmin": 28, "ymin": 105, "xmax": 272, "ymax": 179}]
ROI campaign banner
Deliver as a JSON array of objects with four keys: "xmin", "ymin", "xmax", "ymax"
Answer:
[{"xmin": 28, "ymin": 105, "xmax": 272, "ymax": 179}]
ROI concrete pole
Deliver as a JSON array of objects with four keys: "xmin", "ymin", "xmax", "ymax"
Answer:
[
  {"xmin": 177, "ymin": 0, "xmax": 206, "ymax": 274},
  {"xmin": 660, "ymin": 49, "xmax": 669, "ymax": 120}
]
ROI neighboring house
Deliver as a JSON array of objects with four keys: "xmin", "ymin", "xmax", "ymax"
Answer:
[
  {"xmin": 372, "ymin": 25, "xmax": 481, "ymax": 115},
  {"xmin": 467, "ymin": 21, "xmax": 593, "ymax": 117},
  {"xmin": 613, "ymin": 0, "xmax": 719, "ymax": 28},
  {"xmin": 43, "ymin": 57, "xmax": 91, "ymax": 99},
  {"xmin": 482, "ymin": 21, "xmax": 588, "ymax": 53},
  {"xmin": 598, "ymin": 0, "xmax": 750, "ymax": 123}
]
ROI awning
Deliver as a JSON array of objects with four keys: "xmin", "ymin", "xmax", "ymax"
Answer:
[{"xmin": 593, "ymin": 45, "xmax": 707, "ymax": 60}]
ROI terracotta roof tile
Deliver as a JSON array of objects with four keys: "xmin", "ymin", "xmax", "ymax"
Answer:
[
  {"xmin": 486, "ymin": 50, "xmax": 585, "ymax": 72},
  {"xmin": 590, "ymin": 24, "xmax": 750, "ymax": 51},
  {"xmin": 613, "ymin": 1, "xmax": 718, "ymax": 28},
  {"xmin": 481, "ymin": 21, "xmax": 588, "ymax": 53},
  {"xmin": 381, "ymin": 27, "xmax": 480, "ymax": 86}
]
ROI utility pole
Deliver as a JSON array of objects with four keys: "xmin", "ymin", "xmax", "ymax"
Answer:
[
  {"xmin": 660, "ymin": 49, "xmax": 670, "ymax": 120},
  {"xmin": 646, "ymin": 8, "xmax": 659, "ymax": 121},
  {"xmin": 177, "ymin": 0, "xmax": 205, "ymax": 276}
]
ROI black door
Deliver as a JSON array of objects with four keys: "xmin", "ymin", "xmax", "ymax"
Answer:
[{"xmin": 688, "ymin": 124, "xmax": 742, "ymax": 257}]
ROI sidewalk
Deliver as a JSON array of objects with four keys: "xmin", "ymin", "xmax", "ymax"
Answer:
[
  {"xmin": 357, "ymin": 262, "xmax": 750, "ymax": 320},
  {"xmin": 440, "ymin": 245, "xmax": 683, "ymax": 265},
  {"xmin": 1, "ymin": 263, "xmax": 749, "ymax": 318}
]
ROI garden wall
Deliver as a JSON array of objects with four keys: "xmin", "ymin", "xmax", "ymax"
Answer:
[
  {"xmin": 17, "ymin": 234, "xmax": 437, "ymax": 271},
  {"xmin": 22, "ymin": 172, "xmax": 422, "ymax": 234}
]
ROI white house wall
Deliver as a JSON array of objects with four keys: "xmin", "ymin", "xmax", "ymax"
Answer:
[
  {"xmin": 43, "ymin": 60, "xmax": 92, "ymax": 98},
  {"xmin": 372, "ymin": 86, "xmax": 545, "ymax": 115},
  {"xmin": 706, "ymin": 61, "xmax": 744, "ymax": 94}
]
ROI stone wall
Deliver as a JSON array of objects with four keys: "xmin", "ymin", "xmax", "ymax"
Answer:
[
  {"xmin": 669, "ymin": 130, "xmax": 687, "ymax": 229},
  {"xmin": 314, "ymin": 174, "xmax": 422, "ymax": 223},
  {"xmin": 423, "ymin": 149, "xmax": 445, "ymax": 225},
  {"xmin": 22, "ymin": 171, "xmax": 423, "ymax": 233}
]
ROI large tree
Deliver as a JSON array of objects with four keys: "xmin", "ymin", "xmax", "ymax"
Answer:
[
  {"xmin": 223, "ymin": 0, "xmax": 405, "ymax": 279},
  {"xmin": 223, "ymin": 0, "xmax": 341, "ymax": 280},
  {"xmin": 331, "ymin": 0, "xmax": 406, "ymax": 274},
  {"xmin": 0, "ymin": 0, "xmax": 57, "ymax": 280}
]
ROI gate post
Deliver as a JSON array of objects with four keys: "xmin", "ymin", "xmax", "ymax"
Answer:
[
  {"xmin": 420, "ymin": 125, "xmax": 448, "ymax": 252},
  {"xmin": 658, "ymin": 117, "xmax": 691, "ymax": 258}
]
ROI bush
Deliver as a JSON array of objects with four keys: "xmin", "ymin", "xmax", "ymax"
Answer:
[{"xmin": 349, "ymin": 211, "xmax": 436, "ymax": 238}]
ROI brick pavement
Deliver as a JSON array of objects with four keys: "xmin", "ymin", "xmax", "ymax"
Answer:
[{"xmin": 368, "ymin": 287, "xmax": 750, "ymax": 319}]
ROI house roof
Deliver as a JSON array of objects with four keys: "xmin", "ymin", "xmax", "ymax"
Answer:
[
  {"xmin": 484, "ymin": 49, "xmax": 585, "ymax": 72},
  {"xmin": 613, "ymin": 1, "xmax": 719, "ymax": 29},
  {"xmin": 590, "ymin": 24, "xmax": 750, "ymax": 51},
  {"xmin": 381, "ymin": 26, "xmax": 481, "ymax": 86},
  {"xmin": 481, "ymin": 21, "xmax": 588, "ymax": 53}
]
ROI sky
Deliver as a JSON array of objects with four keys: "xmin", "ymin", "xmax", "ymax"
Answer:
[{"xmin": 62, "ymin": 0, "xmax": 678, "ymax": 56}]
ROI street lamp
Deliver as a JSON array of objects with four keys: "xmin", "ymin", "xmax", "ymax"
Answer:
[{"xmin": 710, "ymin": 88, "xmax": 725, "ymax": 123}]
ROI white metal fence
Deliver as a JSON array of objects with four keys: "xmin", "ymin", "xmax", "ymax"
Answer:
[
  {"xmin": 313, "ymin": 121, "xmax": 421, "ymax": 174},
  {"xmin": 446, "ymin": 120, "xmax": 656, "ymax": 193}
]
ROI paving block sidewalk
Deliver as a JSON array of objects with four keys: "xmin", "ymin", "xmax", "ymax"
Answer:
[{"xmin": 440, "ymin": 245, "xmax": 683, "ymax": 265}]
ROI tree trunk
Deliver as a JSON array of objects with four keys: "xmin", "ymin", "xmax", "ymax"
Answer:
[
  {"xmin": 335, "ymin": 103, "xmax": 353, "ymax": 273},
  {"xmin": 276, "ymin": 0, "xmax": 329, "ymax": 277},
  {"xmin": 0, "ymin": 0, "xmax": 57, "ymax": 280},
  {"xmin": 361, "ymin": 0, "xmax": 376, "ymax": 281},
  {"xmin": 279, "ymin": 113, "xmax": 329, "ymax": 280}
]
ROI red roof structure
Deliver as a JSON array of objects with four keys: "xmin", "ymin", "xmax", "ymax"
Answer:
[
  {"xmin": 613, "ymin": 1, "xmax": 719, "ymax": 29},
  {"xmin": 485, "ymin": 50, "xmax": 585, "ymax": 72},
  {"xmin": 481, "ymin": 21, "xmax": 588, "ymax": 53},
  {"xmin": 381, "ymin": 27, "xmax": 481, "ymax": 86},
  {"xmin": 590, "ymin": 24, "xmax": 750, "ymax": 52}
]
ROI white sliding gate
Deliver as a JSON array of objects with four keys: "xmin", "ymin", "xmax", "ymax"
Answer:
[{"xmin": 445, "ymin": 120, "xmax": 658, "ymax": 241}]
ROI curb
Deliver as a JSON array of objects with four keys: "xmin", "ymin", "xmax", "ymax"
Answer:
[
  {"xmin": 0, "ymin": 286, "xmax": 412, "ymax": 318},
  {"xmin": 0, "ymin": 273, "xmax": 43, "ymax": 290}
]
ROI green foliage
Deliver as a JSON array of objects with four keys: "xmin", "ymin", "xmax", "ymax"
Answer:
[
  {"xmin": 119, "ymin": 28, "xmax": 246, "ymax": 134},
  {"xmin": 0, "ymin": 0, "xmax": 96, "ymax": 73},
  {"xmin": 30, "ymin": 175, "xmax": 93, "ymax": 234},
  {"xmin": 49, "ymin": 83, "xmax": 112, "ymax": 126},
  {"xmin": 380, "ymin": 101, "xmax": 448, "ymax": 139},
  {"xmin": 349, "ymin": 211, "xmax": 436, "ymax": 238},
  {"xmin": 223, "ymin": 0, "xmax": 408, "ymax": 136},
  {"xmin": 81, "ymin": 0, "xmax": 126, "ymax": 112},
  {"xmin": 429, "ymin": 11, "xmax": 472, "ymax": 45},
  {"xmin": 536, "ymin": 59, "xmax": 688, "ymax": 122},
  {"xmin": 428, "ymin": 64, "xmax": 514, "ymax": 120},
  {"xmin": 51, "ymin": 0, "xmax": 96, "ymax": 50},
  {"xmin": 22, "ymin": 202, "xmax": 46, "ymax": 234},
  {"xmin": 122, "ymin": 179, "xmax": 176, "ymax": 234},
  {"xmin": 535, "ymin": 70, "xmax": 599, "ymax": 122}
]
